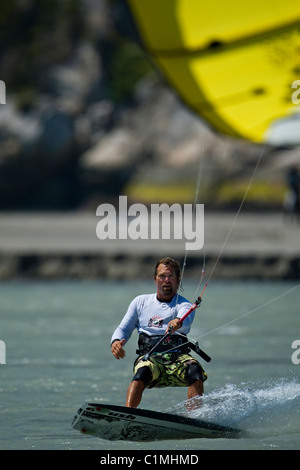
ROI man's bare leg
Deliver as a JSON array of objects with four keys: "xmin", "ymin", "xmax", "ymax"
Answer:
[
  {"xmin": 187, "ymin": 379, "xmax": 204, "ymax": 410},
  {"xmin": 125, "ymin": 380, "xmax": 145, "ymax": 408},
  {"xmin": 126, "ymin": 378, "xmax": 203, "ymax": 409}
]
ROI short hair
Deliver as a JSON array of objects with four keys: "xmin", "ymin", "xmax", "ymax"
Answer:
[{"xmin": 154, "ymin": 257, "xmax": 181, "ymax": 282}]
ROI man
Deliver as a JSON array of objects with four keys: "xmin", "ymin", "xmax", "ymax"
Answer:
[{"xmin": 111, "ymin": 257, "xmax": 207, "ymax": 408}]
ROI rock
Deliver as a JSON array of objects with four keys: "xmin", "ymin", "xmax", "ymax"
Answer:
[
  {"xmin": 45, "ymin": 42, "xmax": 103, "ymax": 116},
  {"xmin": 81, "ymin": 128, "xmax": 139, "ymax": 171}
]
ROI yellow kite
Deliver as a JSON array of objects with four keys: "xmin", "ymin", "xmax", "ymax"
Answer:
[{"xmin": 127, "ymin": 0, "xmax": 300, "ymax": 145}]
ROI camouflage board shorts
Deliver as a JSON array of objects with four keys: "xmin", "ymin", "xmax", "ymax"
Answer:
[{"xmin": 133, "ymin": 352, "xmax": 207, "ymax": 388}]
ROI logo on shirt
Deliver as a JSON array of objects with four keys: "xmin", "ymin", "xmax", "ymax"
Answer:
[{"xmin": 148, "ymin": 316, "xmax": 164, "ymax": 328}]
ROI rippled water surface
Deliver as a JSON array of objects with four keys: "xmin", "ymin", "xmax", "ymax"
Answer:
[{"xmin": 0, "ymin": 279, "xmax": 299, "ymax": 451}]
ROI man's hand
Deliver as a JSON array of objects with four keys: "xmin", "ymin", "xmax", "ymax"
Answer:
[
  {"xmin": 111, "ymin": 339, "xmax": 126, "ymax": 360},
  {"xmin": 166, "ymin": 318, "xmax": 182, "ymax": 333}
]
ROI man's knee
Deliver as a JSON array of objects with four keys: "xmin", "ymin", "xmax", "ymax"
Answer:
[
  {"xmin": 132, "ymin": 366, "xmax": 153, "ymax": 387},
  {"xmin": 185, "ymin": 361, "xmax": 204, "ymax": 386}
]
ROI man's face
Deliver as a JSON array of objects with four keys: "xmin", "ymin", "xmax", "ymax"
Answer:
[{"xmin": 154, "ymin": 264, "xmax": 179, "ymax": 301}]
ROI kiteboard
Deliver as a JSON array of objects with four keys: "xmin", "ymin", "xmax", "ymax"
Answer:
[{"xmin": 71, "ymin": 402, "xmax": 241, "ymax": 441}]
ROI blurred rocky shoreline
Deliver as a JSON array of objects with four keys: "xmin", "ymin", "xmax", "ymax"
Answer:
[
  {"xmin": 0, "ymin": 0, "xmax": 299, "ymax": 212},
  {"xmin": 0, "ymin": 1, "xmax": 299, "ymax": 282}
]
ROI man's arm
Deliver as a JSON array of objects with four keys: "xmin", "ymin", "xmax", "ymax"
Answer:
[{"xmin": 110, "ymin": 297, "xmax": 140, "ymax": 359}]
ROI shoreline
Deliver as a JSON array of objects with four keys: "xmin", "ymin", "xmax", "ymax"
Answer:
[{"xmin": 0, "ymin": 212, "xmax": 299, "ymax": 280}]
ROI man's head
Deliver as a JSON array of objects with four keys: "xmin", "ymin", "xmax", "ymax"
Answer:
[{"xmin": 154, "ymin": 257, "xmax": 181, "ymax": 301}]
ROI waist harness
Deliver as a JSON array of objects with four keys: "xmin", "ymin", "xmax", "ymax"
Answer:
[
  {"xmin": 136, "ymin": 332, "xmax": 190, "ymax": 356},
  {"xmin": 136, "ymin": 333, "xmax": 212, "ymax": 363}
]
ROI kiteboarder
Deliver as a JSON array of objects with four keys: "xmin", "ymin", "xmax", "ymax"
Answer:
[{"xmin": 111, "ymin": 257, "xmax": 207, "ymax": 408}]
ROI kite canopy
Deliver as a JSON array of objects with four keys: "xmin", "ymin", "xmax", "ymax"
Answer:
[{"xmin": 127, "ymin": 0, "xmax": 300, "ymax": 145}]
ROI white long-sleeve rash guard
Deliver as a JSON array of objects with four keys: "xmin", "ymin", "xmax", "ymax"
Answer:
[{"xmin": 111, "ymin": 293, "xmax": 194, "ymax": 344}]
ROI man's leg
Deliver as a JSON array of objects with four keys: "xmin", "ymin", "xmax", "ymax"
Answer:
[
  {"xmin": 187, "ymin": 378, "xmax": 204, "ymax": 399},
  {"xmin": 185, "ymin": 360, "xmax": 205, "ymax": 410},
  {"xmin": 126, "ymin": 363, "xmax": 153, "ymax": 407},
  {"xmin": 126, "ymin": 379, "xmax": 145, "ymax": 407},
  {"xmin": 187, "ymin": 379, "xmax": 204, "ymax": 410}
]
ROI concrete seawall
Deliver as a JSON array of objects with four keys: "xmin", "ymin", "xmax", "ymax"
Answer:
[{"xmin": 0, "ymin": 212, "xmax": 299, "ymax": 280}]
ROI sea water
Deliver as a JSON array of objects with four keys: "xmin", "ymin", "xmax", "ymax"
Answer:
[{"xmin": 0, "ymin": 279, "xmax": 299, "ymax": 451}]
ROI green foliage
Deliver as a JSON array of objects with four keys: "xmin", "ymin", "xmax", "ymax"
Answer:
[{"xmin": 106, "ymin": 40, "xmax": 153, "ymax": 103}]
